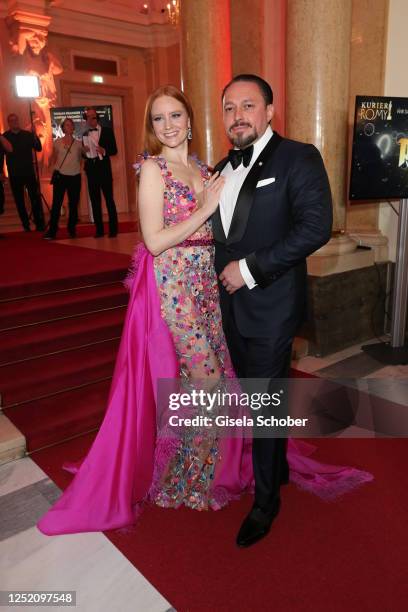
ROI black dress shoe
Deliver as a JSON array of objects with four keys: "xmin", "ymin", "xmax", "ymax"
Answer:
[
  {"xmin": 68, "ymin": 230, "xmax": 77, "ymax": 238},
  {"xmin": 94, "ymin": 232, "xmax": 104, "ymax": 238},
  {"xmin": 108, "ymin": 232, "xmax": 117, "ymax": 238},
  {"xmin": 236, "ymin": 498, "xmax": 281, "ymax": 548},
  {"xmin": 43, "ymin": 232, "xmax": 56, "ymax": 240}
]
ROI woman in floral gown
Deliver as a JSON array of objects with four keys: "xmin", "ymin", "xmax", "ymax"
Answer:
[{"xmin": 38, "ymin": 86, "xmax": 372, "ymax": 536}]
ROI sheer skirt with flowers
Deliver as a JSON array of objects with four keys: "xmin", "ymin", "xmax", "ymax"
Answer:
[{"xmin": 135, "ymin": 154, "xmax": 240, "ymax": 510}]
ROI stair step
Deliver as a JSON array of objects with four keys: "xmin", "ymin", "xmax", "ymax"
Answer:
[
  {"xmin": 0, "ymin": 307, "xmax": 126, "ymax": 365},
  {"xmin": 0, "ymin": 339, "xmax": 119, "ymax": 408},
  {"xmin": 0, "ymin": 282, "xmax": 128, "ymax": 329},
  {"xmin": 0, "ymin": 225, "xmax": 22, "ymax": 233},
  {"xmin": 0, "ymin": 190, "xmax": 34, "ymax": 231},
  {"xmin": 1, "ymin": 267, "xmax": 129, "ymax": 301},
  {"xmin": 0, "ymin": 413, "xmax": 26, "ymax": 465},
  {"xmin": 4, "ymin": 379, "xmax": 112, "ymax": 452},
  {"xmin": 1, "ymin": 208, "xmax": 21, "ymax": 220}
]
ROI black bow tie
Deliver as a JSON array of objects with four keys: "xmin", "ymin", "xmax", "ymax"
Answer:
[
  {"xmin": 228, "ymin": 145, "xmax": 253, "ymax": 170},
  {"xmin": 88, "ymin": 128, "xmax": 98, "ymax": 132}
]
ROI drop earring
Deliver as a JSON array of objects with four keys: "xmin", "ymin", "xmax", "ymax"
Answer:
[{"xmin": 187, "ymin": 126, "xmax": 192, "ymax": 140}]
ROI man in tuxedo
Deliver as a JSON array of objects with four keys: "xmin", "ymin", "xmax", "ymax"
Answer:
[
  {"xmin": 82, "ymin": 107, "xmax": 118, "ymax": 237},
  {"xmin": 3, "ymin": 113, "xmax": 45, "ymax": 232},
  {"xmin": 213, "ymin": 74, "xmax": 332, "ymax": 547}
]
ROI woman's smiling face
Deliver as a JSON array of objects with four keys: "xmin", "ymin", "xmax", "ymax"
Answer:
[{"xmin": 150, "ymin": 95, "xmax": 190, "ymax": 149}]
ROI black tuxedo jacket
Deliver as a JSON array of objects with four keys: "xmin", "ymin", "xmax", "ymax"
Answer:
[
  {"xmin": 83, "ymin": 126, "xmax": 117, "ymax": 179},
  {"xmin": 213, "ymin": 132, "xmax": 332, "ymax": 338}
]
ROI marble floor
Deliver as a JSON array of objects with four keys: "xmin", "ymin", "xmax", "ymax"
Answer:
[
  {"xmin": 1, "ymin": 231, "xmax": 406, "ymax": 610},
  {"xmin": 0, "ymin": 459, "xmax": 173, "ymax": 612}
]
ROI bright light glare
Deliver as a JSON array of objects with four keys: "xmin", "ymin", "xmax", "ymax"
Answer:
[{"xmin": 15, "ymin": 75, "xmax": 40, "ymax": 98}]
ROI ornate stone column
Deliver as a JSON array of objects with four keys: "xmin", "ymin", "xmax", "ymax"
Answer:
[
  {"xmin": 346, "ymin": 0, "xmax": 389, "ymax": 261},
  {"xmin": 180, "ymin": 0, "xmax": 232, "ymax": 166},
  {"xmin": 230, "ymin": 0, "xmax": 286, "ymax": 135},
  {"xmin": 286, "ymin": 0, "xmax": 358, "ymax": 265}
]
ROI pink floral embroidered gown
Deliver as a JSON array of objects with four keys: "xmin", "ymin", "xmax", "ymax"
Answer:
[
  {"xmin": 37, "ymin": 155, "xmax": 372, "ymax": 536},
  {"xmin": 135, "ymin": 154, "xmax": 247, "ymax": 510}
]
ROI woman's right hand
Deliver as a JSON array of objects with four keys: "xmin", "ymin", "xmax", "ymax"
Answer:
[{"xmin": 200, "ymin": 172, "xmax": 225, "ymax": 216}]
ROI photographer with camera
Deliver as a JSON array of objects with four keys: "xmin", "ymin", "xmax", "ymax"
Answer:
[
  {"xmin": 44, "ymin": 117, "xmax": 83, "ymax": 240},
  {"xmin": 0, "ymin": 133, "xmax": 13, "ymax": 216},
  {"xmin": 3, "ymin": 113, "xmax": 44, "ymax": 232}
]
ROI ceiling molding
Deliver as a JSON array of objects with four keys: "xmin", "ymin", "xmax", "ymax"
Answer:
[
  {"xmin": 1, "ymin": 2, "xmax": 180, "ymax": 48},
  {"xmin": 49, "ymin": 0, "xmax": 169, "ymax": 26},
  {"xmin": 48, "ymin": 6, "xmax": 179, "ymax": 48}
]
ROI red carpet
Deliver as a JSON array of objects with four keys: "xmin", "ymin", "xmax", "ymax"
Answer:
[
  {"xmin": 3, "ymin": 231, "xmax": 406, "ymax": 609},
  {"xmin": 9, "ymin": 382, "xmax": 111, "ymax": 450},
  {"xmin": 0, "ymin": 283, "xmax": 127, "ymax": 328},
  {"xmin": 2, "ymin": 221, "xmax": 137, "ymax": 240},
  {"xmin": 0, "ymin": 230, "xmax": 133, "ymax": 299},
  {"xmin": 1, "ymin": 339, "xmax": 119, "ymax": 406},
  {"xmin": 31, "ymin": 434, "xmax": 408, "ymax": 611},
  {"xmin": 47, "ymin": 220, "xmax": 138, "ymax": 239},
  {"xmin": 1, "ymin": 232, "xmax": 131, "ymax": 450},
  {"xmin": 1, "ymin": 307, "xmax": 125, "ymax": 363}
]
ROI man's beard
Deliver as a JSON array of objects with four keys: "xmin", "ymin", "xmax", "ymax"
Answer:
[{"xmin": 228, "ymin": 123, "xmax": 259, "ymax": 149}]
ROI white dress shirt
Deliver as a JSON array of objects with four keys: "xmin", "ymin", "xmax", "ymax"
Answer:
[
  {"xmin": 219, "ymin": 126, "xmax": 273, "ymax": 289},
  {"xmin": 83, "ymin": 125, "xmax": 103, "ymax": 160}
]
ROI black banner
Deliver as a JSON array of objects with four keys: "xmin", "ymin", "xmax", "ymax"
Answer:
[
  {"xmin": 50, "ymin": 105, "xmax": 113, "ymax": 141},
  {"xmin": 349, "ymin": 95, "xmax": 408, "ymax": 201}
]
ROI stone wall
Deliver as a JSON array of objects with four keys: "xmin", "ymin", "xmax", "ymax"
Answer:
[{"xmin": 302, "ymin": 262, "xmax": 390, "ymax": 356}]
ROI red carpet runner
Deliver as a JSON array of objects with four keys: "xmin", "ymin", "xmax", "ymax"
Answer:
[
  {"xmin": 2, "ymin": 232, "xmax": 407, "ymax": 610},
  {"xmin": 31, "ymin": 433, "xmax": 407, "ymax": 611},
  {"xmin": 0, "ymin": 232, "xmax": 132, "ymax": 449}
]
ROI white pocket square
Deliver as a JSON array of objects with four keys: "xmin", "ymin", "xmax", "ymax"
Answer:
[{"xmin": 256, "ymin": 177, "xmax": 276, "ymax": 188}]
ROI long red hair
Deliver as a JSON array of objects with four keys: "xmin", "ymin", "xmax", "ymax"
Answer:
[{"xmin": 142, "ymin": 85, "xmax": 194, "ymax": 155}]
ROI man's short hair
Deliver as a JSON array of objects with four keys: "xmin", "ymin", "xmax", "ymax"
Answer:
[
  {"xmin": 222, "ymin": 74, "xmax": 273, "ymax": 106},
  {"xmin": 7, "ymin": 113, "xmax": 18, "ymax": 122}
]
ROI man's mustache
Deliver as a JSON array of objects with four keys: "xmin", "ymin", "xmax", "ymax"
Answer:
[{"xmin": 229, "ymin": 121, "xmax": 252, "ymax": 131}]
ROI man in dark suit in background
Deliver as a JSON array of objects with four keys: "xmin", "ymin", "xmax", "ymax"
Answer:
[
  {"xmin": 213, "ymin": 74, "xmax": 333, "ymax": 548},
  {"xmin": 3, "ymin": 113, "xmax": 45, "ymax": 231},
  {"xmin": 0, "ymin": 133, "xmax": 13, "ymax": 217},
  {"xmin": 82, "ymin": 107, "xmax": 118, "ymax": 237},
  {"xmin": 0, "ymin": 133, "xmax": 13, "ymax": 238}
]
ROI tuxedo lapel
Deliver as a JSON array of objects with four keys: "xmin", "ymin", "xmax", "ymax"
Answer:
[
  {"xmin": 211, "ymin": 156, "xmax": 229, "ymax": 243},
  {"xmin": 98, "ymin": 127, "xmax": 105, "ymax": 146},
  {"xmin": 211, "ymin": 207, "xmax": 226, "ymax": 243},
  {"xmin": 227, "ymin": 132, "xmax": 283, "ymax": 245}
]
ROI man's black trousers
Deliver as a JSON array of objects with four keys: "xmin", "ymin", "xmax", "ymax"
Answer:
[
  {"xmin": 9, "ymin": 174, "xmax": 45, "ymax": 230},
  {"xmin": 224, "ymin": 312, "xmax": 293, "ymax": 511},
  {"xmin": 85, "ymin": 162, "xmax": 118, "ymax": 236}
]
